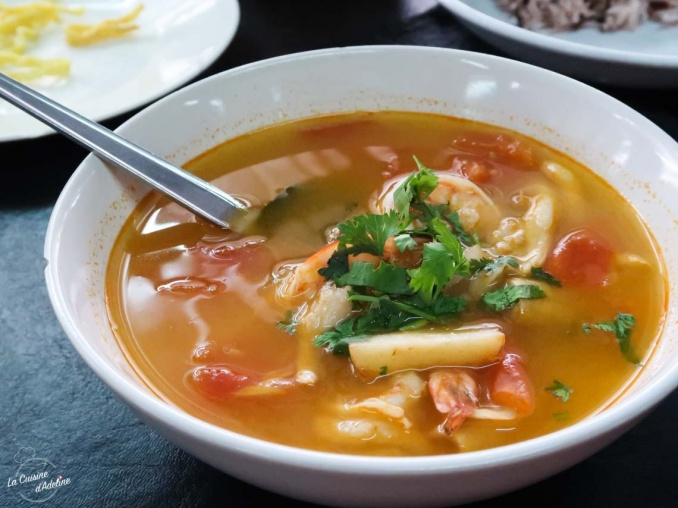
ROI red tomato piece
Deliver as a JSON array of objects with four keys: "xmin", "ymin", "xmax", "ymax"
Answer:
[
  {"xmin": 544, "ymin": 229, "xmax": 613, "ymax": 287},
  {"xmin": 452, "ymin": 157, "xmax": 494, "ymax": 184},
  {"xmin": 490, "ymin": 353, "xmax": 534, "ymax": 415},
  {"xmin": 191, "ymin": 366, "xmax": 252, "ymax": 399}
]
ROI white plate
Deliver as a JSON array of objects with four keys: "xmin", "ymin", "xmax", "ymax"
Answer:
[
  {"xmin": 0, "ymin": 0, "xmax": 240, "ymax": 142},
  {"xmin": 439, "ymin": 0, "xmax": 678, "ymax": 88}
]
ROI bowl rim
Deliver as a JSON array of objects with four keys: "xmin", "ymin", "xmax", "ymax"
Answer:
[
  {"xmin": 439, "ymin": 0, "xmax": 678, "ymax": 68},
  {"xmin": 45, "ymin": 45, "xmax": 678, "ymax": 474}
]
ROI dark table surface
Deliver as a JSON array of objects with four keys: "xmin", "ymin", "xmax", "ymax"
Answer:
[{"xmin": 2, "ymin": 1, "xmax": 678, "ymax": 507}]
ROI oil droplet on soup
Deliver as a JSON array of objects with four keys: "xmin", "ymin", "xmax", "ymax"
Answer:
[{"xmin": 106, "ymin": 112, "xmax": 666, "ymax": 456}]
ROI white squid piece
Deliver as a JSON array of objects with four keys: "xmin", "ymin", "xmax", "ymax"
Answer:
[
  {"xmin": 349, "ymin": 326, "xmax": 505, "ymax": 381},
  {"xmin": 346, "ymin": 372, "xmax": 427, "ymax": 430},
  {"xmin": 294, "ymin": 283, "xmax": 353, "ymax": 386},
  {"xmin": 489, "ymin": 187, "xmax": 557, "ymax": 272}
]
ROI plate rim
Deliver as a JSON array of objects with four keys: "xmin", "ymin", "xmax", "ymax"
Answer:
[
  {"xmin": 0, "ymin": 0, "xmax": 241, "ymax": 143},
  {"xmin": 439, "ymin": 0, "xmax": 678, "ymax": 68}
]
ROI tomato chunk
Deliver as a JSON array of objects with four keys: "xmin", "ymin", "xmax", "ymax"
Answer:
[
  {"xmin": 191, "ymin": 366, "xmax": 252, "ymax": 399},
  {"xmin": 544, "ymin": 229, "xmax": 613, "ymax": 287},
  {"xmin": 490, "ymin": 353, "xmax": 534, "ymax": 415},
  {"xmin": 452, "ymin": 157, "xmax": 494, "ymax": 184}
]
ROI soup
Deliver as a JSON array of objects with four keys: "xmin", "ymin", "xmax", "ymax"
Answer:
[{"xmin": 106, "ymin": 112, "xmax": 666, "ymax": 456}]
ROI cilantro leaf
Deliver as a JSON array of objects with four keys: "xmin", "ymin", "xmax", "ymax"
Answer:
[
  {"xmin": 313, "ymin": 318, "xmax": 366, "ymax": 355},
  {"xmin": 470, "ymin": 256, "xmax": 519, "ymax": 275},
  {"xmin": 335, "ymin": 261, "xmax": 412, "ymax": 295},
  {"xmin": 482, "ymin": 284, "xmax": 546, "ymax": 312},
  {"xmin": 446, "ymin": 210, "xmax": 478, "ymax": 246},
  {"xmin": 546, "ymin": 380, "xmax": 573, "ymax": 403},
  {"xmin": 394, "ymin": 234, "xmax": 417, "ymax": 253},
  {"xmin": 318, "ymin": 251, "xmax": 349, "ymax": 280},
  {"xmin": 277, "ymin": 310, "xmax": 297, "ymax": 335},
  {"xmin": 349, "ymin": 294, "xmax": 436, "ymax": 321},
  {"xmin": 360, "ymin": 297, "xmax": 414, "ymax": 330},
  {"xmin": 553, "ymin": 412, "xmax": 571, "ymax": 421},
  {"xmin": 316, "ymin": 291, "xmax": 468, "ymax": 354},
  {"xmin": 425, "ymin": 294, "xmax": 468, "ymax": 316},
  {"xmin": 379, "ymin": 365, "xmax": 388, "ymax": 376},
  {"xmin": 405, "ymin": 219, "xmax": 469, "ymax": 303},
  {"xmin": 316, "ymin": 293, "xmax": 438, "ymax": 354},
  {"xmin": 337, "ymin": 211, "xmax": 400, "ymax": 256},
  {"xmin": 411, "ymin": 202, "xmax": 448, "ymax": 225},
  {"xmin": 469, "ymin": 258, "xmax": 492, "ymax": 273},
  {"xmin": 585, "ymin": 313, "xmax": 639, "ymax": 365},
  {"xmin": 393, "ymin": 157, "xmax": 439, "ymax": 221},
  {"xmin": 408, "ymin": 242, "xmax": 457, "ymax": 303},
  {"xmin": 530, "ymin": 267, "xmax": 562, "ymax": 287},
  {"xmin": 432, "ymin": 217, "xmax": 470, "ymax": 278}
]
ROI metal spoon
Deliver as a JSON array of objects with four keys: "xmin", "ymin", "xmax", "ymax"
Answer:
[{"xmin": 0, "ymin": 72, "xmax": 252, "ymax": 231}]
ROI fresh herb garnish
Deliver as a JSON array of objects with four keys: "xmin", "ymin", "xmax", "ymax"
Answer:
[
  {"xmin": 482, "ymin": 284, "xmax": 546, "ymax": 312},
  {"xmin": 277, "ymin": 311, "xmax": 297, "ymax": 335},
  {"xmin": 405, "ymin": 218, "xmax": 469, "ymax": 303},
  {"xmin": 337, "ymin": 210, "xmax": 401, "ymax": 256},
  {"xmin": 583, "ymin": 313, "xmax": 639, "ymax": 365},
  {"xmin": 335, "ymin": 261, "xmax": 412, "ymax": 295},
  {"xmin": 546, "ymin": 380, "xmax": 573, "ymax": 403},
  {"xmin": 394, "ymin": 233, "xmax": 417, "ymax": 253},
  {"xmin": 470, "ymin": 256, "xmax": 519, "ymax": 275},
  {"xmin": 313, "ymin": 318, "xmax": 366, "ymax": 355},
  {"xmin": 393, "ymin": 156, "xmax": 439, "ymax": 222},
  {"xmin": 317, "ymin": 251, "xmax": 350, "ymax": 280},
  {"xmin": 411, "ymin": 201, "xmax": 448, "ymax": 226},
  {"xmin": 315, "ymin": 298, "xmax": 469, "ymax": 357},
  {"xmin": 315, "ymin": 292, "xmax": 468, "ymax": 355},
  {"xmin": 446, "ymin": 210, "xmax": 478, "ymax": 246},
  {"xmin": 553, "ymin": 411, "xmax": 571, "ymax": 421},
  {"xmin": 408, "ymin": 243, "xmax": 458, "ymax": 303},
  {"xmin": 379, "ymin": 365, "xmax": 388, "ymax": 376},
  {"xmin": 530, "ymin": 267, "xmax": 562, "ymax": 287},
  {"xmin": 311, "ymin": 157, "xmax": 548, "ymax": 353}
]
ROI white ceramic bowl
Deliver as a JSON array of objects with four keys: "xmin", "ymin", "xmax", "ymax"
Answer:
[{"xmin": 45, "ymin": 46, "xmax": 678, "ymax": 507}]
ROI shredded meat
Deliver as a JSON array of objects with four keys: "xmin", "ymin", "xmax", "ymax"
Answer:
[{"xmin": 498, "ymin": 0, "xmax": 678, "ymax": 31}]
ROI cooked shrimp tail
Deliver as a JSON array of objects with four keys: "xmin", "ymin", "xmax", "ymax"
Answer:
[{"xmin": 428, "ymin": 369, "xmax": 479, "ymax": 435}]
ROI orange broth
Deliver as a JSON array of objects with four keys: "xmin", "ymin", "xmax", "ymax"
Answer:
[{"xmin": 106, "ymin": 112, "xmax": 666, "ymax": 456}]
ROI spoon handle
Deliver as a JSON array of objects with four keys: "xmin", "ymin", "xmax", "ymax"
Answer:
[{"xmin": 0, "ymin": 72, "xmax": 247, "ymax": 230}]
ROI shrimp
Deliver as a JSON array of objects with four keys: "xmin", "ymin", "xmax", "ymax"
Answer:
[
  {"xmin": 370, "ymin": 173, "xmax": 501, "ymax": 240},
  {"xmin": 278, "ymin": 241, "xmax": 357, "ymax": 385},
  {"xmin": 428, "ymin": 369, "xmax": 479, "ymax": 435},
  {"xmin": 282, "ymin": 242, "xmax": 391, "ymax": 295},
  {"xmin": 279, "ymin": 241, "xmax": 340, "ymax": 300}
]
